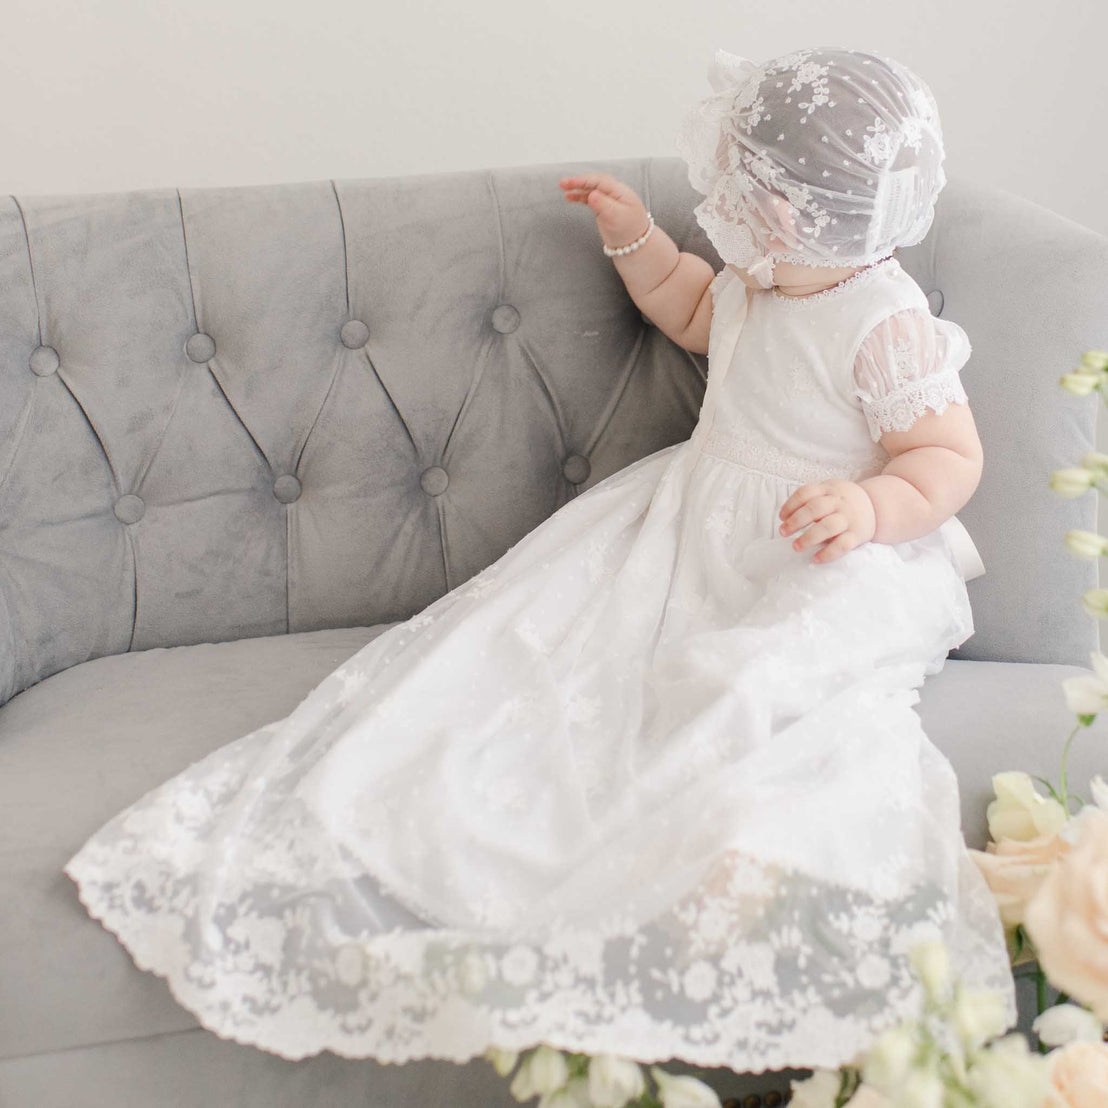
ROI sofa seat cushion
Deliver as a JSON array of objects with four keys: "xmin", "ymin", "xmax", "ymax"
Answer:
[
  {"xmin": 2, "ymin": 639, "xmax": 1099, "ymax": 1062},
  {"xmin": 1, "ymin": 624, "xmax": 394, "ymax": 1062}
]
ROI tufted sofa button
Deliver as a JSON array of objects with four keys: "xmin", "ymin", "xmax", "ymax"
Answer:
[
  {"xmin": 562, "ymin": 453, "xmax": 591, "ymax": 484},
  {"xmin": 29, "ymin": 345, "xmax": 59, "ymax": 377},
  {"xmin": 113, "ymin": 494, "xmax": 145, "ymax": 524},
  {"xmin": 491, "ymin": 304, "xmax": 520, "ymax": 334},
  {"xmin": 272, "ymin": 474, "xmax": 302, "ymax": 503},
  {"xmin": 420, "ymin": 466, "xmax": 449, "ymax": 495},
  {"xmin": 186, "ymin": 332, "xmax": 216, "ymax": 363},
  {"xmin": 340, "ymin": 319, "xmax": 370, "ymax": 348},
  {"xmin": 926, "ymin": 288, "xmax": 944, "ymax": 317},
  {"xmin": 763, "ymin": 1093, "xmax": 783, "ymax": 1107}
]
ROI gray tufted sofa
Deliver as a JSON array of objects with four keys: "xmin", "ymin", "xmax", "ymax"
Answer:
[{"xmin": 2, "ymin": 158, "xmax": 1107, "ymax": 1107}]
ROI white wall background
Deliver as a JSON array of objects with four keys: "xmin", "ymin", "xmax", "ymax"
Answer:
[
  {"xmin": 3, "ymin": 0, "xmax": 1105, "ymax": 238},
  {"xmin": 3, "ymin": 0, "xmax": 1108, "ymax": 606}
]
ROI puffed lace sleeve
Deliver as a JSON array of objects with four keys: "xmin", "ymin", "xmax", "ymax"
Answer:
[{"xmin": 851, "ymin": 308, "xmax": 971, "ymax": 443}]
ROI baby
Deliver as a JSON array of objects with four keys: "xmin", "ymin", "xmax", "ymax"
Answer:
[{"xmin": 558, "ymin": 47, "xmax": 983, "ymax": 570}]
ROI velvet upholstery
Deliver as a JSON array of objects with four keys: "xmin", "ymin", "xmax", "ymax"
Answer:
[{"xmin": 1, "ymin": 159, "xmax": 1105, "ymax": 1105}]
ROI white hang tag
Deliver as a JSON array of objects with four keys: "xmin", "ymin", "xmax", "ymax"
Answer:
[{"xmin": 866, "ymin": 168, "xmax": 918, "ymax": 254}]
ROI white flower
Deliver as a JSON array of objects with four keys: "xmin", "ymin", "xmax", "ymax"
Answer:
[
  {"xmin": 539, "ymin": 1075, "xmax": 593, "ymax": 1108},
  {"xmin": 1082, "ymin": 589, "xmax": 1108, "ymax": 619},
  {"xmin": 1051, "ymin": 468, "xmax": 1095, "ymax": 497},
  {"xmin": 861, "ymin": 1024, "xmax": 920, "ymax": 1094},
  {"xmin": 509, "ymin": 1055, "xmax": 538, "ymax": 1101},
  {"xmin": 1059, "ymin": 370, "xmax": 1101, "ymax": 396},
  {"xmin": 1032, "ymin": 1002, "xmax": 1106, "ymax": 1047},
  {"xmin": 896, "ymin": 1067, "xmax": 945, "ymax": 1108},
  {"xmin": 965, "ymin": 1033, "xmax": 1052, "ymax": 1108},
  {"xmin": 1082, "ymin": 350, "xmax": 1108, "ymax": 372},
  {"xmin": 786, "ymin": 1068, "xmax": 842, "ymax": 1108},
  {"xmin": 952, "ymin": 986, "xmax": 1011, "ymax": 1050},
  {"xmin": 1091, "ymin": 774, "xmax": 1108, "ymax": 811},
  {"xmin": 1064, "ymin": 529, "xmax": 1108, "ymax": 559},
  {"xmin": 1063, "ymin": 651, "xmax": 1108, "ymax": 715},
  {"xmin": 909, "ymin": 939, "xmax": 951, "ymax": 1003},
  {"xmin": 510, "ymin": 1046, "xmax": 570, "ymax": 1101},
  {"xmin": 530, "ymin": 1045, "xmax": 572, "ymax": 1095},
  {"xmin": 1081, "ymin": 449, "xmax": 1108, "ymax": 474},
  {"xmin": 986, "ymin": 771, "xmax": 1069, "ymax": 843},
  {"xmin": 485, "ymin": 1045, "xmax": 520, "ymax": 1077},
  {"xmin": 844, "ymin": 1087, "xmax": 892, "ymax": 1108},
  {"xmin": 648, "ymin": 1065, "xmax": 723, "ymax": 1107},
  {"xmin": 586, "ymin": 1054, "xmax": 646, "ymax": 1108}
]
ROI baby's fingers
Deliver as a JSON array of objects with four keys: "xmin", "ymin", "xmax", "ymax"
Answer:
[
  {"xmin": 792, "ymin": 512, "xmax": 848, "ymax": 553},
  {"xmin": 813, "ymin": 531, "xmax": 861, "ymax": 564},
  {"xmin": 778, "ymin": 482, "xmax": 824, "ymax": 521},
  {"xmin": 558, "ymin": 173, "xmax": 634, "ymax": 206}
]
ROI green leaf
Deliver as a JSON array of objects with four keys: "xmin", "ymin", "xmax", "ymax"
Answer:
[{"xmin": 1078, "ymin": 713, "xmax": 1097, "ymax": 727}]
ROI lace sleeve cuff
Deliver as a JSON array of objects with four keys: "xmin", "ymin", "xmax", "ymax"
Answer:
[{"xmin": 852, "ymin": 308, "xmax": 972, "ymax": 443}]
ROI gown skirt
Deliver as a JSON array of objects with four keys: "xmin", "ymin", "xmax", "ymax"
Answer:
[
  {"xmin": 63, "ymin": 414, "xmax": 1018, "ymax": 1073},
  {"xmin": 58, "ymin": 412, "xmax": 1014, "ymax": 1068}
]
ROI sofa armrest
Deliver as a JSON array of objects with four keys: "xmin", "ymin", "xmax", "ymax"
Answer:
[{"xmin": 0, "ymin": 586, "xmax": 17, "ymax": 710}]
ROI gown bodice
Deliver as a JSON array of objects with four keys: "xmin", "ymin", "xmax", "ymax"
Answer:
[{"xmin": 693, "ymin": 257, "xmax": 985, "ymax": 580}]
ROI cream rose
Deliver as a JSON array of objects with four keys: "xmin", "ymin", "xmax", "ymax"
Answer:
[
  {"xmin": 1042, "ymin": 1041, "xmax": 1108, "ymax": 1108},
  {"xmin": 968, "ymin": 828, "xmax": 1072, "ymax": 965},
  {"xmin": 1024, "ymin": 806, "xmax": 1108, "ymax": 1022}
]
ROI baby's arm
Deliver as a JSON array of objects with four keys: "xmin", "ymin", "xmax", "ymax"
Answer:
[
  {"xmin": 559, "ymin": 173, "xmax": 716, "ymax": 354},
  {"xmin": 858, "ymin": 402, "xmax": 983, "ymax": 544},
  {"xmin": 853, "ymin": 308, "xmax": 983, "ymax": 544},
  {"xmin": 781, "ymin": 308, "xmax": 982, "ymax": 563},
  {"xmin": 610, "ymin": 225, "xmax": 717, "ymax": 355}
]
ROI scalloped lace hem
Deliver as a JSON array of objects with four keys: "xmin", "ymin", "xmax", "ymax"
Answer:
[{"xmin": 63, "ymin": 840, "xmax": 1018, "ymax": 1072}]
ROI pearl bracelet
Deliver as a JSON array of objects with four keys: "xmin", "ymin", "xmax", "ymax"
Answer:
[{"xmin": 602, "ymin": 213, "xmax": 655, "ymax": 257}]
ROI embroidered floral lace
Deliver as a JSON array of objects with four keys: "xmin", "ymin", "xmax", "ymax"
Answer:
[
  {"xmin": 64, "ymin": 208, "xmax": 1008, "ymax": 1076},
  {"xmin": 674, "ymin": 47, "xmax": 948, "ymax": 283},
  {"xmin": 65, "ymin": 434, "xmax": 1016, "ymax": 1071},
  {"xmin": 852, "ymin": 307, "xmax": 971, "ymax": 443}
]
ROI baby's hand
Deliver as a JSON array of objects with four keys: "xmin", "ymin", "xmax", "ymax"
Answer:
[
  {"xmin": 778, "ymin": 480, "xmax": 877, "ymax": 564},
  {"xmin": 558, "ymin": 173, "xmax": 652, "ymax": 255}
]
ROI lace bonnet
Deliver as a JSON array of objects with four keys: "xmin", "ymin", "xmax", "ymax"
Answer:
[{"xmin": 674, "ymin": 46, "xmax": 947, "ymax": 288}]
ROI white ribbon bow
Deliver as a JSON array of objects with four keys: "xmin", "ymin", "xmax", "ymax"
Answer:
[{"xmin": 745, "ymin": 254, "xmax": 776, "ymax": 289}]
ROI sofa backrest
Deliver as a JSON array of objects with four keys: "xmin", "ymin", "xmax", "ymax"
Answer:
[{"xmin": 0, "ymin": 158, "xmax": 1104, "ymax": 706}]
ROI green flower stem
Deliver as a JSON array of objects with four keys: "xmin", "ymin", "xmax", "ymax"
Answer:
[
  {"xmin": 1031, "ymin": 774, "xmax": 1063, "ymax": 804},
  {"xmin": 1036, "ymin": 966, "xmax": 1048, "ymax": 1018},
  {"xmin": 1058, "ymin": 721, "xmax": 1083, "ymax": 813},
  {"xmin": 833, "ymin": 1067, "xmax": 860, "ymax": 1107}
]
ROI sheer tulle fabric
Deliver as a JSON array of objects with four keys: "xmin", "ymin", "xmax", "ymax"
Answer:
[
  {"xmin": 63, "ymin": 263, "xmax": 1016, "ymax": 1072},
  {"xmin": 852, "ymin": 308, "xmax": 971, "ymax": 443},
  {"xmin": 674, "ymin": 46, "xmax": 948, "ymax": 281}
]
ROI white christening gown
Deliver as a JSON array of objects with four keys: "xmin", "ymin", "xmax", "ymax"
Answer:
[{"xmin": 64, "ymin": 255, "xmax": 1017, "ymax": 1074}]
